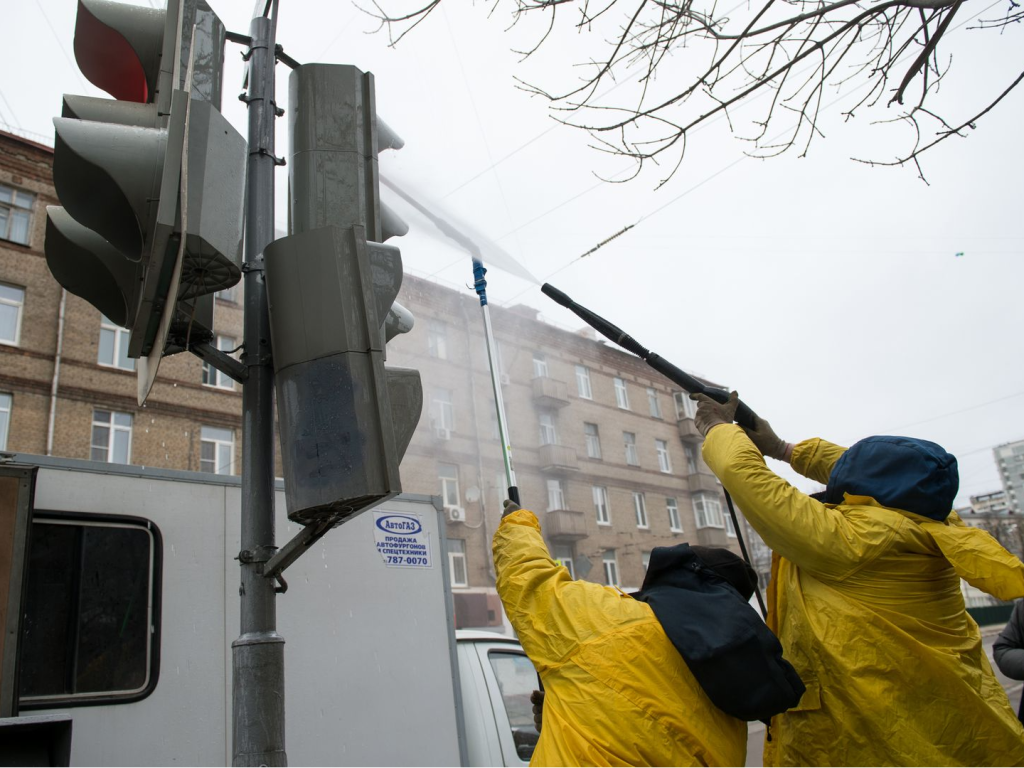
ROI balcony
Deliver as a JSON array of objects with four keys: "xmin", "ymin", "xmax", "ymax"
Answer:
[
  {"xmin": 695, "ymin": 526, "xmax": 729, "ymax": 548},
  {"xmin": 531, "ymin": 377, "xmax": 570, "ymax": 408},
  {"xmin": 688, "ymin": 472, "xmax": 721, "ymax": 494},
  {"xmin": 538, "ymin": 443, "xmax": 579, "ymax": 472},
  {"xmin": 677, "ymin": 417, "xmax": 702, "ymax": 442},
  {"xmin": 545, "ymin": 509, "xmax": 588, "ymax": 541}
]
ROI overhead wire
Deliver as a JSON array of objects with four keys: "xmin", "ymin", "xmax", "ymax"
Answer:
[{"xmin": 34, "ymin": 0, "xmax": 91, "ymax": 93}]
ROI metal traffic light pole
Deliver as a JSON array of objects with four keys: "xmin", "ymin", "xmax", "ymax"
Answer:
[{"xmin": 232, "ymin": 1, "xmax": 286, "ymax": 765}]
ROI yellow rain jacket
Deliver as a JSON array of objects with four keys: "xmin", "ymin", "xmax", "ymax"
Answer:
[
  {"xmin": 703, "ymin": 424, "xmax": 1024, "ymax": 767},
  {"xmin": 493, "ymin": 509, "xmax": 747, "ymax": 767}
]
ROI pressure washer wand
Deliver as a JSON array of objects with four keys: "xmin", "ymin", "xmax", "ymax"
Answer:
[
  {"xmin": 541, "ymin": 283, "xmax": 759, "ymax": 429},
  {"xmin": 541, "ymin": 282, "xmax": 767, "ymax": 616}
]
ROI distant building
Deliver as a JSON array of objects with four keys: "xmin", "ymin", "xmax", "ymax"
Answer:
[
  {"xmin": 958, "ymin": 489, "xmax": 1023, "ymax": 562},
  {"xmin": 0, "ymin": 129, "xmax": 751, "ymax": 634},
  {"xmin": 995, "ymin": 439, "xmax": 1024, "ymax": 516}
]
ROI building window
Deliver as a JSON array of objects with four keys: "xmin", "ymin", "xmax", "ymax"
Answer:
[
  {"xmin": 200, "ymin": 426, "xmax": 235, "ymax": 475},
  {"xmin": 428, "ymin": 320, "xmax": 448, "ymax": 359},
  {"xmin": 642, "ymin": 551, "xmax": 651, "ymax": 572},
  {"xmin": 532, "ymin": 353, "xmax": 548, "ymax": 378},
  {"xmin": 575, "ymin": 365, "xmax": 592, "ymax": 399},
  {"xmin": 0, "ymin": 183, "xmax": 35, "ymax": 245},
  {"xmin": 448, "ymin": 539, "xmax": 468, "ymax": 587},
  {"xmin": 216, "ymin": 284, "xmax": 239, "ymax": 303},
  {"xmin": 0, "ymin": 392, "xmax": 10, "ymax": 451},
  {"xmin": 431, "ymin": 388, "xmax": 455, "ymax": 435},
  {"xmin": 633, "ymin": 492, "xmax": 649, "ymax": 529},
  {"xmin": 553, "ymin": 544, "xmax": 576, "ymax": 578},
  {"xmin": 675, "ymin": 391, "xmax": 698, "ymax": 420},
  {"xmin": 725, "ymin": 511, "xmax": 737, "ymax": 538},
  {"xmin": 694, "ymin": 492, "xmax": 725, "ymax": 529},
  {"xmin": 539, "ymin": 412, "xmax": 558, "ymax": 446},
  {"xmin": 603, "ymin": 550, "xmax": 620, "ymax": 587},
  {"xmin": 623, "ymin": 432, "xmax": 639, "ymax": 466},
  {"xmin": 656, "ymin": 439, "xmax": 673, "ymax": 473},
  {"xmin": 439, "ymin": 463, "xmax": 461, "ymax": 510},
  {"xmin": 0, "ymin": 282, "xmax": 25, "ymax": 346},
  {"xmin": 667, "ymin": 497, "xmax": 683, "ymax": 532},
  {"xmin": 547, "ymin": 478, "xmax": 565, "ymax": 512},
  {"xmin": 202, "ymin": 335, "xmax": 237, "ymax": 390},
  {"xmin": 98, "ymin": 315, "xmax": 135, "ymax": 371},
  {"xmin": 647, "ymin": 388, "xmax": 662, "ymax": 419},
  {"xmin": 90, "ymin": 410, "xmax": 132, "ymax": 465},
  {"xmin": 19, "ymin": 514, "xmax": 161, "ymax": 706},
  {"xmin": 593, "ymin": 485, "xmax": 611, "ymax": 525},
  {"xmin": 684, "ymin": 444, "xmax": 698, "ymax": 474},
  {"xmin": 583, "ymin": 422, "xmax": 602, "ymax": 459},
  {"xmin": 614, "ymin": 377, "xmax": 630, "ymax": 410}
]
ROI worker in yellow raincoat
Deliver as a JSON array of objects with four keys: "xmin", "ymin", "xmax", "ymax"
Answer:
[
  {"xmin": 692, "ymin": 391, "xmax": 1024, "ymax": 766},
  {"xmin": 493, "ymin": 499, "xmax": 805, "ymax": 767}
]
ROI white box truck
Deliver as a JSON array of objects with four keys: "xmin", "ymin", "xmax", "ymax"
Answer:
[{"xmin": 0, "ymin": 455, "xmax": 540, "ymax": 766}]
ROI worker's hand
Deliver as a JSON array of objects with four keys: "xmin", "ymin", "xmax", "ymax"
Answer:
[
  {"xmin": 690, "ymin": 391, "xmax": 740, "ymax": 437},
  {"xmin": 743, "ymin": 415, "xmax": 794, "ymax": 462},
  {"xmin": 531, "ymin": 689, "xmax": 544, "ymax": 732},
  {"xmin": 502, "ymin": 499, "xmax": 522, "ymax": 519}
]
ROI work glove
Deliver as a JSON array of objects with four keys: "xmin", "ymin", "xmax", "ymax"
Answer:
[
  {"xmin": 743, "ymin": 415, "xmax": 793, "ymax": 462},
  {"xmin": 502, "ymin": 499, "xmax": 522, "ymax": 519},
  {"xmin": 690, "ymin": 391, "xmax": 740, "ymax": 437},
  {"xmin": 531, "ymin": 689, "xmax": 544, "ymax": 732}
]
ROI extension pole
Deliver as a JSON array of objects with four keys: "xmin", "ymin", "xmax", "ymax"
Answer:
[
  {"xmin": 473, "ymin": 260, "xmax": 520, "ymax": 505},
  {"xmin": 232, "ymin": 6, "xmax": 286, "ymax": 765}
]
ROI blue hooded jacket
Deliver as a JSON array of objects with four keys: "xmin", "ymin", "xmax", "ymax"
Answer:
[{"xmin": 823, "ymin": 435, "xmax": 958, "ymax": 521}]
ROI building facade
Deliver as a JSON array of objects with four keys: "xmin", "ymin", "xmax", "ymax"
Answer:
[
  {"xmin": 996, "ymin": 440, "xmax": 1024, "ymax": 516},
  {"xmin": 0, "ymin": 129, "xmax": 747, "ymax": 630}
]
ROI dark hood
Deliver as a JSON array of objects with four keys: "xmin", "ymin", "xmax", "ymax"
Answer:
[
  {"xmin": 824, "ymin": 435, "xmax": 958, "ymax": 521},
  {"xmin": 632, "ymin": 544, "xmax": 805, "ymax": 723}
]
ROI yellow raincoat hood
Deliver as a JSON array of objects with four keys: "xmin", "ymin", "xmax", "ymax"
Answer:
[
  {"xmin": 493, "ymin": 509, "xmax": 747, "ymax": 767},
  {"xmin": 703, "ymin": 425, "xmax": 1024, "ymax": 767}
]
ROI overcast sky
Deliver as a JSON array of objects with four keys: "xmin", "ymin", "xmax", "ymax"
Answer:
[{"xmin": 3, "ymin": 0, "xmax": 1022, "ymax": 506}]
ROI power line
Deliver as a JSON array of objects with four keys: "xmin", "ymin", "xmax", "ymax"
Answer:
[{"xmin": 34, "ymin": 0, "xmax": 90, "ymax": 93}]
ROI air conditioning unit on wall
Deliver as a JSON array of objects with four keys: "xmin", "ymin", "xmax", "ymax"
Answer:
[
  {"xmin": 447, "ymin": 506, "xmax": 466, "ymax": 523},
  {"xmin": 435, "ymin": 427, "xmax": 451, "ymax": 440},
  {"xmin": 499, "ymin": 373, "xmax": 510, "ymax": 386}
]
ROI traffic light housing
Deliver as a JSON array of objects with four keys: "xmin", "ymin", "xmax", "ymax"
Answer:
[
  {"xmin": 264, "ymin": 64, "xmax": 422, "ymax": 526},
  {"xmin": 44, "ymin": 0, "xmax": 245, "ymax": 400}
]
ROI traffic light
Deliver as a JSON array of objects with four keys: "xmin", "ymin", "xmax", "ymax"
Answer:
[
  {"xmin": 44, "ymin": 0, "xmax": 245, "ymax": 401},
  {"xmin": 264, "ymin": 64, "xmax": 422, "ymax": 526}
]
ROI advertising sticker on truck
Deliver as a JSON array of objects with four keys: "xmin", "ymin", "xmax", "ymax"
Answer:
[{"xmin": 373, "ymin": 511, "xmax": 432, "ymax": 568}]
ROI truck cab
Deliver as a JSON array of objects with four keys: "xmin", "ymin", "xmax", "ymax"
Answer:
[{"xmin": 456, "ymin": 630, "xmax": 540, "ymax": 767}]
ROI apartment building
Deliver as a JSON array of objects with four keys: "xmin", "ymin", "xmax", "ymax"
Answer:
[
  {"xmin": 996, "ymin": 439, "xmax": 1024, "ymax": 516},
  {"xmin": 0, "ymin": 129, "xmax": 746, "ymax": 630}
]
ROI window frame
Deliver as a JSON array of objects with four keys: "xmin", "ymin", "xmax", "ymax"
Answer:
[
  {"xmin": 432, "ymin": 389, "xmax": 455, "ymax": 433},
  {"xmin": 439, "ymin": 463, "xmax": 461, "ymax": 510},
  {"xmin": 613, "ymin": 377, "xmax": 630, "ymax": 410},
  {"xmin": 656, "ymin": 439, "xmax": 673, "ymax": 474},
  {"xmin": 90, "ymin": 410, "xmax": 133, "ymax": 465},
  {"xmin": 428, "ymin": 319, "xmax": 448, "ymax": 360},
  {"xmin": 602, "ymin": 551, "xmax": 620, "ymax": 587},
  {"xmin": 532, "ymin": 353, "xmax": 548, "ymax": 379},
  {"xmin": 623, "ymin": 431, "xmax": 639, "ymax": 466},
  {"xmin": 675, "ymin": 391, "xmax": 698, "ymax": 419},
  {"xmin": 448, "ymin": 538, "xmax": 468, "ymax": 587},
  {"xmin": 546, "ymin": 478, "xmax": 566, "ymax": 512},
  {"xmin": 202, "ymin": 335, "xmax": 237, "ymax": 390},
  {"xmin": 18, "ymin": 510, "xmax": 163, "ymax": 710},
  {"xmin": 593, "ymin": 485, "xmax": 611, "ymax": 526},
  {"xmin": 553, "ymin": 544, "xmax": 576, "ymax": 578},
  {"xmin": 0, "ymin": 281, "xmax": 25, "ymax": 347},
  {"xmin": 0, "ymin": 183, "xmax": 36, "ymax": 246},
  {"xmin": 693, "ymin": 492, "xmax": 725, "ymax": 530},
  {"xmin": 575, "ymin": 365, "xmax": 592, "ymax": 399},
  {"xmin": 538, "ymin": 412, "xmax": 558, "ymax": 446},
  {"xmin": 200, "ymin": 426, "xmax": 235, "ymax": 475},
  {"xmin": 583, "ymin": 422, "xmax": 602, "ymax": 460},
  {"xmin": 97, "ymin": 315, "xmax": 135, "ymax": 372},
  {"xmin": 667, "ymin": 497, "xmax": 683, "ymax": 533},
  {"xmin": 647, "ymin": 387, "xmax": 662, "ymax": 419},
  {"xmin": 633, "ymin": 491, "xmax": 649, "ymax": 529},
  {"xmin": 0, "ymin": 391, "xmax": 10, "ymax": 451}
]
